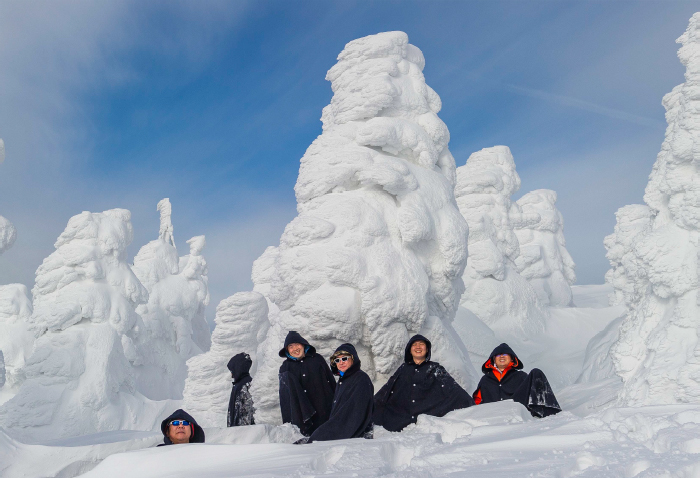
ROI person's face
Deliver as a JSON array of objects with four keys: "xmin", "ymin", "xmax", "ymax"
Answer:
[
  {"xmin": 168, "ymin": 421, "xmax": 192, "ymax": 444},
  {"xmin": 287, "ymin": 343, "xmax": 305, "ymax": 359},
  {"xmin": 410, "ymin": 340, "xmax": 428, "ymax": 363},
  {"xmin": 494, "ymin": 354, "xmax": 512, "ymax": 370},
  {"xmin": 335, "ymin": 355, "xmax": 353, "ymax": 372}
]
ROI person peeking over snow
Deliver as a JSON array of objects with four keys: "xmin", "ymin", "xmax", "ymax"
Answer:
[
  {"xmin": 227, "ymin": 352, "xmax": 255, "ymax": 427},
  {"xmin": 157, "ymin": 409, "xmax": 205, "ymax": 446},
  {"xmin": 373, "ymin": 335, "xmax": 475, "ymax": 432},
  {"xmin": 278, "ymin": 331, "xmax": 336, "ymax": 436},
  {"xmin": 473, "ymin": 343, "xmax": 561, "ymax": 418},
  {"xmin": 296, "ymin": 344, "xmax": 374, "ymax": 444}
]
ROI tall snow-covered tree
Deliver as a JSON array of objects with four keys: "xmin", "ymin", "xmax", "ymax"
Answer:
[{"xmin": 248, "ymin": 31, "xmax": 476, "ymax": 422}]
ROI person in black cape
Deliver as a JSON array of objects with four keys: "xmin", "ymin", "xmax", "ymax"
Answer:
[
  {"xmin": 473, "ymin": 343, "xmax": 561, "ymax": 418},
  {"xmin": 278, "ymin": 331, "xmax": 336, "ymax": 436},
  {"xmin": 301, "ymin": 343, "xmax": 373, "ymax": 443},
  {"xmin": 227, "ymin": 352, "xmax": 255, "ymax": 427},
  {"xmin": 157, "ymin": 409, "xmax": 205, "ymax": 446},
  {"xmin": 373, "ymin": 334, "xmax": 475, "ymax": 432}
]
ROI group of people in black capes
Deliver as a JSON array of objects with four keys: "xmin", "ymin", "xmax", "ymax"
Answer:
[{"xmin": 158, "ymin": 331, "xmax": 561, "ymax": 446}]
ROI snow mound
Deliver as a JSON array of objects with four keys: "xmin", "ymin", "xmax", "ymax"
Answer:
[
  {"xmin": 514, "ymin": 189, "xmax": 576, "ymax": 307},
  {"xmin": 0, "ymin": 284, "xmax": 34, "ymax": 391},
  {"xmin": 184, "ymin": 291, "xmax": 269, "ymax": 427},
  {"xmin": 454, "ymin": 146, "xmax": 548, "ymax": 338},
  {"xmin": 248, "ymin": 31, "xmax": 475, "ymax": 423},
  {"xmin": 0, "ymin": 216, "xmax": 16, "ymax": 256},
  {"xmin": 606, "ymin": 13, "xmax": 700, "ymax": 406},
  {"xmin": 130, "ymin": 199, "xmax": 211, "ymax": 400},
  {"xmin": 0, "ymin": 208, "xmax": 168, "ymax": 440}
]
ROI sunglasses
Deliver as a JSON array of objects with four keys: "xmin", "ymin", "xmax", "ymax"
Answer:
[
  {"xmin": 169, "ymin": 420, "xmax": 191, "ymax": 427},
  {"xmin": 333, "ymin": 356, "xmax": 351, "ymax": 364}
]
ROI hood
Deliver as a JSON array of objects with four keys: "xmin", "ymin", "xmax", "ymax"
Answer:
[
  {"xmin": 404, "ymin": 334, "xmax": 432, "ymax": 363},
  {"xmin": 279, "ymin": 331, "xmax": 316, "ymax": 358},
  {"xmin": 160, "ymin": 409, "xmax": 205, "ymax": 444},
  {"xmin": 227, "ymin": 353, "xmax": 252, "ymax": 382},
  {"xmin": 330, "ymin": 343, "xmax": 361, "ymax": 376},
  {"xmin": 482, "ymin": 343, "xmax": 523, "ymax": 374}
]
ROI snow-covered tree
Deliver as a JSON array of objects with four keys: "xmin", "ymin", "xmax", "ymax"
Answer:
[
  {"xmin": 514, "ymin": 189, "xmax": 576, "ymax": 307},
  {"xmin": 0, "ymin": 209, "xmax": 161, "ymax": 439},
  {"xmin": 608, "ymin": 14, "xmax": 700, "ymax": 406},
  {"xmin": 0, "ymin": 284, "xmax": 33, "ymax": 390},
  {"xmin": 183, "ymin": 291, "xmax": 269, "ymax": 427},
  {"xmin": 130, "ymin": 199, "xmax": 211, "ymax": 400},
  {"xmin": 248, "ymin": 31, "xmax": 476, "ymax": 423},
  {"xmin": 0, "ymin": 215, "xmax": 16, "ymax": 256},
  {"xmin": 454, "ymin": 146, "xmax": 547, "ymax": 337}
]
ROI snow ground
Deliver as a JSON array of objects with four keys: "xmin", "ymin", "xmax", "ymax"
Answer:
[{"xmin": 2, "ymin": 285, "xmax": 699, "ymax": 478}]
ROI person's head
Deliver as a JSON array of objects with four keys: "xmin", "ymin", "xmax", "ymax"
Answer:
[
  {"xmin": 287, "ymin": 343, "xmax": 305, "ymax": 359},
  {"xmin": 410, "ymin": 340, "xmax": 428, "ymax": 364},
  {"xmin": 333, "ymin": 353, "xmax": 353, "ymax": 373},
  {"xmin": 493, "ymin": 353, "xmax": 512, "ymax": 370},
  {"xmin": 167, "ymin": 419, "xmax": 192, "ymax": 444}
]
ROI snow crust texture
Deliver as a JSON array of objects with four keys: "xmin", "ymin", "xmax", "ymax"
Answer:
[
  {"xmin": 248, "ymin": 31, "xmax": 476, "ymax": 423},
  {"xmin": 183, "ymin": 291, "xmax": 269, "ymax": 427},
  {"xmin": 606, "ymin": 14, "xmax": 700, "ymax": 406},
  {"xmin": 454, "ymin": 146, "xmax": 548, "ymax": 338}
]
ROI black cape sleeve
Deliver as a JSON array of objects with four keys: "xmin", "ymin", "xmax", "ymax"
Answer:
[{"xmin": 279, "ymin": 370, "xmax": 316, "ymax": 430}]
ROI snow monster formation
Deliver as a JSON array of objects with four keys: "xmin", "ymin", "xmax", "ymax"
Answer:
[
  {"xmin": 454, "ymin": 146, "xmax": 547, "ymax": 337},
  {"xmin": 248, "ymin": 31, "xmax": 476, "ymax": 423},
  {"xmin": 0, "ymin": 215, "xmax": 16, "ymax": 256},
  {"xmin": 514, "ymin": 189, "xmax": 576, "ymax": 307},
  {"xmin": 0, "ymin": 209, "xmax": 168, "ymax": 440},
  {"xmin": 130, "ymin": 199, "xmax": 211, "ymax": 400},
  {"xmin": 606, "ymin": 14, "xmax": 700, "ymax": 406},
  {"xmin": 183, "ymin": 291, "xmax": 269, "ymax": 427}
]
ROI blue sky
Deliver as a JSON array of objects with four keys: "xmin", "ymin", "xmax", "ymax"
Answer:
[{"xmin": 0, "ymin": 1, "xmax": 697, "ymax": 325}]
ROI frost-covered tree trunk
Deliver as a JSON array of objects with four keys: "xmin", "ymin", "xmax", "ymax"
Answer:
[
  {"xmin": 183, "ymin": 291, "xmax": 268, "ymax": 427},
  {"xmin": 249, "ymin": 31, "xmax": 476, "ymax": 423},
  {"xmin": 0, "ymin": 209, "xmax": 163, "ymax": 439},
  {"xmin": 130, "ymin": 199, "xmax": 211, "ymax": 400},
  {"xmin": 514, "ymin": 189, "xmax": 576, "ymax": 307},
  {"xmin": 608, "ymin": 14, "xmax": 700, "ymax": 406},
  {"xmin": 454, "ymin": 146, "xmax": 547, "ymax": 337}
]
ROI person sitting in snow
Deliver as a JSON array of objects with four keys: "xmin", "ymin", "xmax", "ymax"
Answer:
[
  {"xmin": 278, "ymin": 331, "xmax": 336, "ymax": 436},
  {"xmin": 227, "ymin": 352, "xmax": 255, "ymax": 427},
  {"xmin": 373, "ymin": 335, "xmax": 475, "ymax": 432},
  {"xmin": 158, "ymin": 409, "xmax": 205, "ymax": 446},
  {"xmin": 297, "ymin": 344, "xmax": 374, "ymax": 444},
  {"xmin": 473, "ymin": 343, "xmax": 561, "ymax": 418}
]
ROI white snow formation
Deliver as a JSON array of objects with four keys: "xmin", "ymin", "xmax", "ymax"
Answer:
[
  {"xmin": 0, "ymin": 138, "xmax": 5, "ymax": 164},
  {"xmin": 454, "ymin": 146, "xmax": 548, "ymax": 338},
  {"xmin": 0, "ymin": 215, "xmax": 17, "ymax": 256},
  {"xmin": 606, "ymin": 14, "xmax": 700, "ymax": 406},
  {"xmin": 514, "ymin": 189, "xmax": 576, "ymax": 307},
  {"xmin": 183, "ymin": 291, "xmax": 269, "ymax": 427},
  {"xmin": 0, "ymin": 209, "xmax": 169, "ymax": 440},
  {"xmin": 130, "ymin": 199, "xmax": 211, "ymax": 400},
  {"xmin": 247, "ymin": 31, "xmax": 476, "ymax": 423},
  {"xmin": 0, "ymin": 284, "xmax": 34, "ymax": 391}
]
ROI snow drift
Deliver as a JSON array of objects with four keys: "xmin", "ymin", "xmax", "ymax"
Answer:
[
  {"xmin": 245, "ymin": 31, "xmax": 476, "ymax": 423},
  {"xmin": 605, "ymin": 14, "xmax": 700, "ymax": 406},
  {"xmin": 514, "ymin": 189, "xmax": 576, "ymax": 307},
  {"xmin": 454, "ymin": 146, "xmax": 548, "ymax": 338}
]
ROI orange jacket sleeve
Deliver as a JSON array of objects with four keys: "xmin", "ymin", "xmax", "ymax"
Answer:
[{"xmin": 473, "ymin": 388, "xmax": 482, "ymax": 405}]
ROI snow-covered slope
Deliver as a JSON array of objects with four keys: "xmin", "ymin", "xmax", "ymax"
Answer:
[
  {"xmin": 248, "ymin": 31, "xmax": 476, "ymax": 423},
  {"xmin": 454, "ymin": 146, "xmax": 548, "ymax": 338},
  {"xmin": 605, "ymin": 14, "xmax": 700, "ymax": 406}
]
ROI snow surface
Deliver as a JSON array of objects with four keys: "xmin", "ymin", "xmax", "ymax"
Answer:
[
  {"xmin": 247, "ymin": 31, "xmax": 476, "ymax": 424},
  {"xmin": 603, "ymin": 14, "xmax": 700, "ymax": 407},
  {"xmin": 454, "ymin": 146, "xmax": 549, "ymax": 339}
]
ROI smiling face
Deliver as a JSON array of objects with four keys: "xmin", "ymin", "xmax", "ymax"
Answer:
[
  {"xmin": 410, "ymin": 340, "xmax": 428, "ymax": 364},
  {"xmin": 287, "ymin": 343, "xmax": 305, "ymax": 359},
  {"xmin": 494, "ymin": 354, "xmax": 513, "ymax": 371},
  {"xmin": 336, "ymin": 355, "xmax": 353, "ymax": 373},
  {"xmin": 168, "ymin": 422, "xmax": 192, "ymax": 444}
]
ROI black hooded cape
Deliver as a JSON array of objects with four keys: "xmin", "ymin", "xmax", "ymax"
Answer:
[
  {"xmin": 307, "ymin": 343, "xmax": 374, "ymax": 443},
  {"xmin": 158, "ymin": 409, "xmax": 205, "ymax": 446},
  {"xmin": 473, "ymin": 343, "xmax": 561, "ymax": 418},
  {"xmin": 278, "ymin": 331, "xmax": 336, "ymax": 436},
  {"xmin": 373, "ymin": 334, "xmax": 475, "ymax": 432},
  {"xmin": 227, "ymin": 353, "xmax": 254, "ymax": 427}
]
